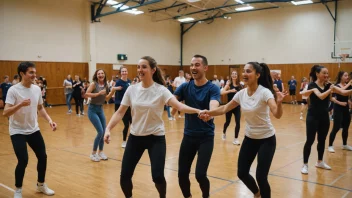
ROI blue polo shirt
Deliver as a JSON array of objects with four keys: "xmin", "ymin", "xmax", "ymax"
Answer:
[
  {"xmin": 174, "ymin": 80, "xmax": 220, "ymax": 136},
  {"xmin": 114, "ymin": 79, "xmax": 131, "ymax": 105}
]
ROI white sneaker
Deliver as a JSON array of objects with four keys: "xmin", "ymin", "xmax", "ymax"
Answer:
[
  {"xmin": 178, "ymin": 115, "xmax": 182, "ymax": 118},
  {"xmin": 233, "ymin": 138, "xmax": 240, "ymax": 145},
  {"xmin": 76, "ymin": 114, "xmax": 80, "ymax": 117},
  {"xmin": 98, "ymin": 152, "xmax": 108, "ymax": 160},
  {"xmin": 14, "ymin": 188, "xmax": 22, "ymax": 198},
  {"xmin": 168, "ymin": 117, "xmax": 173, "ymax": 121},
  {"xmin": 300, "ymin": 116, "xmax": 303, "ymax": 120},
  {"xmin": 328, "ymin": 146, "xmax": 335, "ymax": 153},
  {"xmin": 301, "ymin": 164, "xmax": 308, "ymax": 174},
  {"xmin": 90, "ymin": 154, "xmax": 100, "ymax": 162},
  {"xmin": 121, "ymin": 141, "xmax": 127, "ymax": 148},
  {"xmin": 222, "ymin": 134, "xmax": 226, "ymax": 140},
  {"xmin": 36, "ymin": 183, "xmax": 55, "ymax": 196},
  {"xmin": 81, "ymin": 112, "xmax": 84, "ymax": 115},
  {"xmin": 342, "ymin": 145, "xmax": 352, "ymax": 151},
  {"xmin": 315, "ymin": 161, "xmax": 331, "ymax": 170},
  {"xmin": 67, "ymin": 109, "xmax": 72, "ymax": 114}
]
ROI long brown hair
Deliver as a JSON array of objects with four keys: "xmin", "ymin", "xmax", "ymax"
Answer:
[
  {"xmin": 229, "ymin": 71, "xmax": 241, "ymax": 87},
  {"xmin": 141, "ymin": 56, "xmax": 165, "ymax": 86},
  {"xmin": 92, "ymin": 69, "xmax": 108, "ymax": 88}
]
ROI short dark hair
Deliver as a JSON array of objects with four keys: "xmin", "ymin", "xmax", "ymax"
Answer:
[
  {"xmin": 18, "ymin": 62, "xmax": 35, "ymax": 81},
  {"xmin": 193, "ymin": 54, "xmax": 208, "ymax": 66}
]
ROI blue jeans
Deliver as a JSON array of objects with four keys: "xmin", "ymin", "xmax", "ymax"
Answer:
[
  {"xmin": 65, "ymin": 93, "xmax": 73, "ymax": 110},
  {"xmin": 88, "ymin": 104, "xmax": 106, "ymax": 151},
  {"xmin": 166, "ymin": 106, "xmax": 171, "ymax": 118}
]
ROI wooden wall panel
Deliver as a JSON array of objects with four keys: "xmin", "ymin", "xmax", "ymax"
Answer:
[{"xmin": 0, "ymin": 60, "xmax": 88, "ymax": 106}]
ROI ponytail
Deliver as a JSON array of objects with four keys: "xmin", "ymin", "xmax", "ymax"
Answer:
[
  {"xmin": 248, "ymin": 62, "xmax": 277, "ymax": 100},
  {"xmin": 309, "ymin": 65, "xmax": 324, "ymax": 82},
  {"xmin": 141, "ymin": 56, "xmax": 165, "ymax": 86}
]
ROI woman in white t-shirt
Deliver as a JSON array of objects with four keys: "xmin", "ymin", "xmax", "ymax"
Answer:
[
  {"xmin": 203, "ymin": 62, "xmax": 287, "ymax": 198},
  {"xmin": 104, "ymin": 56, "xmax": 202, "ymax": 198}
]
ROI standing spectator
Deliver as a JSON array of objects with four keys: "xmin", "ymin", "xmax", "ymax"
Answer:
[
  {"xmin": 72, "ymin": 75, "xmax": 84, "ymax": 116},
  {"xmin": 273, "ymin": 72, "xmax": 284, "ymax": 92},
  {"xmin": 12, "ymin": 75, "xmax": 20, "ymax": 85},
  {"xmin": 288, "ymin": 76, "xmax": 298, "ymax": 104},
  {"xmin": 1, "ymin": 75, "xmax": 12, "ymax": 103},
  {"xmin": 63, "ymin": 75, "xmax": 73, "ymax": 114},
  {"xmin": 212, "ymin": 74, "xmax": 221, "ymax": 88}
]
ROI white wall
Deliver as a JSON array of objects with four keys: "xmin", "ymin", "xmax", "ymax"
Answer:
[
  {"xmin": 183, "ymin": 0, "xmax": 352, "ymax": 65},
  {"xmin": 0, "ymin": 0, "xmax": 180, "ymax": 65},
  {"xmin": 0, "ymin": 0, "xmax": 88, "ymax": 62},
  {"xmin": 95, "ymin": 12, "xmax": 180, "ymax": 65}
]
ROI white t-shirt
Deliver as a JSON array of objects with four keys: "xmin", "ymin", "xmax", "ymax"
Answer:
[
  {"xmin": 6, "ymin": 83, "xmax": 43, "ymax": 136},
  {"xmin": 301, "ymin": 84, "xmax": 309, "ymax": 100},
  {"xmin": 233, "ymin": 85, "xmax": 275, "ymax": 139},
  {"xmin": 121, "ymin": 82, "xmax": 174, "ymax": 136},
  {"xmin": 174, "ymin": 76, "xmax": 186, "ymax": 87}
]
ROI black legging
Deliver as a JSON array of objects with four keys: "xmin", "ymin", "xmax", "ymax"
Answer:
[
  {"xmin": 73, "ymin": 96, "xmax": 84, "ymax": 114},
  {"xmin": 120, "ymin": 134, "xmax": 166, "ymax": 198},
  {"xmin": 237, "ymin": 135, "xmax": 276, "ymax": 198},
  {"xmin": 178, "ymin": 135, "xmax": 214, "ymax": 198},
  {"xmin": 303, "ymin": 112, "xmax": 330, "ymax": 163},
  {"xmin": 329, "ymin": 107, "xmax": 350, "ymax": 146},
  {"xmin": 10, "ymin": 131, "xmax": 47, "ymax": 188},
  {"xmin": 223, "ymin": 106, "xmax": 241, "ymax": 138},
  {"xmin": 115, "ymin": 104, "xmax": 132, "ymax": 141}
]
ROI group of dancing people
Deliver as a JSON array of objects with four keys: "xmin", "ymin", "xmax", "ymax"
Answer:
[{"xmin": 3, "ymin": 57, "xmax": 352, "ymax": 198}]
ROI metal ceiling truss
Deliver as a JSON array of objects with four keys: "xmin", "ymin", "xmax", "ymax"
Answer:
[{"xmin": 91, "ymin": 0, "xmax": 162, "ymax": 22}]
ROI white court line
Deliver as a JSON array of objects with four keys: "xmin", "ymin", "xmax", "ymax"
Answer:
[
  {"xmin": 341, "ymin": 191, "xmax": 350, "ymax": 198},
  {"xmin": 0, "ymin": 183, "xmax": 15, "ymax": 192}
]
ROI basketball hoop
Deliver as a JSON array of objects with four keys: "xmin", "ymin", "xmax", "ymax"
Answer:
[{"xmin": 339, "ymin": 53, "xmax": 349, "ymax": 61}]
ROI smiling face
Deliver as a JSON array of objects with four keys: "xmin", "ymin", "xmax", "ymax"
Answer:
[
  {"xmin": 231, "ymin": 71, "xmax": 238, "ymax": 80},
  {"xmin": 120, "ymin": 67, "xmax": 128, "ymax": 78},
  {"xmin": 316, "ymin": 68, "xmax": 329, "ymax": 83},
  {"xmin": 341, "ymin": 72, "xmax": 349, "ymax": 83},
  {"xmin": 242, "ymin": 64, "xmax": 260, "ymax": 86},
  {"xmin": 137, "ymin": 59, "xmax": 155, "ymax": 82},
  {"xmin": 190, "ymin": 57, "xmax": 207, "ymax": 80}
]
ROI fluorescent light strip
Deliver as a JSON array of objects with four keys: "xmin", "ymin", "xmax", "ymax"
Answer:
[
  {"xmin": 235, "ymin": 0, "xmax": 245, "ymax": 4},
  {"xmin": 107, "ymin": 0, "xmax": 118, "ymax": 5},
  {"xmin": 178, "ymin": 17, "xmax": 195, "ymax": 22},
  {"xmin": 111, "ymin": 1, "xmax": 144, "ymax": 15},
  {"xmin": 235, "ymin": 6, "xmax": 254, "ymax": 11},
  {"xmin": 291, "ymin": 0, "xmax": 313, "ymax": 5}
]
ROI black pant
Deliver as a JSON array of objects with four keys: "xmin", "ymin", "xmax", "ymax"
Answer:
[
  {"xmin": 178, "ymin": 135, "xmax": 214, "ymax": 198},
  {"xmin": 115, "ymin": 104, "xmax": 132, "ymax": 141},
  {"xmin": 223, "ymin": 106, "xmax": 241, "ymax": 138},
  {"xmin": 303, "ymin": 112, "xmax": 330, "ymax": 163},
  {"xmin": 120, "ymin": 134, "xmax": 166, "ymax": 198},
  {"xmin": 10, "ymin": 131, "xmax": 47, "ymax": 188},
  {"xmin": 237, "ymin": 135, "xmax": 276, "ymax": 198},
  {"xmin": 329, "ymin": 107, "xmax": 350, "ymax": 146},
  {"xmin": 73, "ymin": 96, "xmax": 84, "ymax": 114}
]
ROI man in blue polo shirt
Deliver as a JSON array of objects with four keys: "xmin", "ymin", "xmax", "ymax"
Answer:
[{"xmin": 174, "ymin": 54, "xmax": 220, "ymax": 198}]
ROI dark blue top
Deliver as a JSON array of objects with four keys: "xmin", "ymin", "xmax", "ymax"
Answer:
[
  {"xmin": 1, "ymin": 82, "xmax": 12, "ymax": 98},
  {"xmin": 174, "ymin": 80, "xmax": 221, "ymax": 136},
  {"xmin": 274, "ymin": 79, "xmax": 283, "ymax": 92},
  {"xmin": 288, "ymin": 80, "xmax": 297, "ymax": 90},
  {"xmin": 114, "ymin": 79, "xmax": 131, "ymax": 105}
]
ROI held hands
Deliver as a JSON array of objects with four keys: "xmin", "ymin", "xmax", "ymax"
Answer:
[{"xmin": 198, "ymin": 110, "xmax": 213, "ymax": 122}]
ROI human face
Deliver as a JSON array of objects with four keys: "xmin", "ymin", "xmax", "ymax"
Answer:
[
  {"xmin": 179, "ymin": 71, "xmax": 184, "ymax": 77},
  {"xmin": 75, "ymin": 75, "xmax": 79, "ymax": 81},
  {"xmin": 231, "ymin": 71, "xmax": 238, "ymax": 80},
  {"xmin": 190, "ymin": 57, "xmax": 207, "ymax": 80},
  {"xmin": 137, "ymin": 59, "xmax": 154, "ymax": 82},
  {"xmin": 242, "ymin": 64, "xmax": 259, "ymax": 86},
  {"xmin": 67, "ymin": 75, "xmax": 71, "ymax": 80},
  {"xmin": 21, "ymin": 67, "xmax": 37, "ymax": 83},
  {"xmin": 316, "ymin": 68, "xmax": 329, "ymax": 82},
  {"xmin": 342, "ymin": 72, "xmax": 349, "ymax": 83},
  {"xmin": 121, "ymin": 68, "xmax": 128, "ymax": 77},
  {"xmin": 96, "ymin": 70, "xmax": 105, "ymax": 82}
]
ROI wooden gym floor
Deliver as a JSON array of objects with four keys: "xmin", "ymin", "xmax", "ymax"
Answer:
[{"xmin": 0, "ymin": 104, "xmax": 351, "ymax": 198}]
